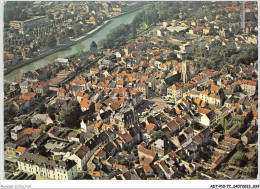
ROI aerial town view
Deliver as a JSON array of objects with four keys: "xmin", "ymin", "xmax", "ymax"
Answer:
[{"xmin": 3, "ymin": 1, "xmax": 258, "ymax": 181}]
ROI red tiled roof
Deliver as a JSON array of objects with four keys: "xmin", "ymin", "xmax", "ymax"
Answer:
[
  {"xmin": 193, "ymin": 135, "xmax": 202, "ymax": 143},
  {"xmin": 168, "ymin": 151, "xmax": 180, "ymax": 159},
  {"xmin": 144, "ymin": 165, "xmax": 153, "ymax": 173},
  {"xmin": 89, "ymin": 171, "xmax": 100, "ymax": 177},
  {"xmin": 72, "ymin": 76, "xmax": 87, "ymax": 84},
  {"xmin": 95, "ymin": 121, "xmax": 102, "ymax": 128},
  {"xmin": 121, "ymin": 133, "xmax": 133, "ymax": 143},
  {"xmin": 146, "ymin": 123, "xmax": 155, "ymax": 134},
  {"xmin": 167, "ymin": 120, "xmax": 179, "ymax": 131},
  {"xmin": 96, "ymin": 150, "xmax": 106, "ymax": 157},
  {"xmin": 113, "ymin": 164, "xmax": 126, "ymax": 170},
  {"xmin": 241, "ymin": 79, "xmax": 257, "ymax": 86},
  {"xmin": 253, "ymin": 111, "xmax": 258, "ymax": 119},
  {"xmin": 25, "ymin": 92, "xmax": 37, "ymax": 97},
  {"xmin": 19, "ymin": 95, "xmax": 32, "ymax": 101},
  {"xmin": 58, "ymin": 88, "xmax": 66, "ymax": 93},
  {"xmin": 35, "ymin": 81, "xmax": 48, "ymax": 88},
  {"xmin": 16, "ymin": 146, "xmax": 26, "ymax": 153},
  {"xmin": 90, "ymin": 67, "xmax": 100, "ymax": 72},
  {"xmin": 80, "ymin": 99, "xmax": 93, "ymax": 108},
  {"xmin": 117, "ymin": 80, "xmax": 124, "ymax": 85},
  {"xmin": 209, "ymin": 94, "xmax": 216, "ymax": 98},
  {"xmin": 194, "ymin": 98, "xmax": 201, "ymax": 106},
  {"xmin": 191, "ymin": 26, "xmax": 205, "ymax": 31},
  {"xmin": 192, "ymin": 75, "xmax": 205, "ymax": 81},
  {"xmin": 138, "ymin": 145, "xmax": 156, "ymax": 158},
  {"xmin": 110, "ymin": 102, "xmax": 121, "ymax": 111},
  {"xmin": 210, "ymin": 84, "xmax": 221, "ymax": 92},
  {"xmin": 198, "ymin": 107, "xmax": 211, "ymax": 115},
  {"xmin": 23, "ymin": 128, "xmax": 41, "ymax": 135},
  {"xmin": 200, "ymin": 90, "xmax": 209, "ymax": 95},
  {"xmin": 76, "ymin": 91, "xmax": 84, "ymax": 97},
  {"xmin": 173, "ymin": 82, "xmax": 182, "ymax": 90},
  {"xmin": 86, "ymin": 18, "xmax": 96, "ymax": 22}
]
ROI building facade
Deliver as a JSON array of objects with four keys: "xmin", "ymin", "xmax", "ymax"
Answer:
[{"xmin": 17, "ymin": 152, "xmax": 78, "ymax": 180}]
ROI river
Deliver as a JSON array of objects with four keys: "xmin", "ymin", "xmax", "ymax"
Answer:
[{"xmin": 4, "ymin": 7, "xmax": 145, "ymax": 82}]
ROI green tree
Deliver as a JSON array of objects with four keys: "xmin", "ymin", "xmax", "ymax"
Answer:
[
  {"xmin": 4, "ymin": 83, "xmax": 10, "ymax": 95},
  {"xmin": 167, "ymin": 52, "xmax": 177, "ymax": 61},
  {"xmin": 132, "ymin": 12, "xmax": 144, "ymax": 28},
  {"xmin": 36, "ymin": 104, "xmax": 46, "ymax": 114},
  {"xmin": 170, "ymin": 44, "xmax": 180, "ymax": 51},
  {"xmin": 74, "ymin": 23, "xmax": 83, "ymax": 36},
  {"xmin": 130, "ymin": 22, "xmax": 137, "ymax": 38},
  {"xmin": 191, "ymin": 120, "xmax": 203, "ymax": 130},
  {"xmin": 245, "ymin": 166, "xmax": 258, "ymax": 178},
  {"xmin": 79, "ymin": 133, "xmax": 85, "ymax": 144},
  {"xmin": 151, "ymin": 131, "xmax": 166, "ymax": 141},
  {"xmin": 4, "ymin": 100, "xmax": 16, "ymax": 121},
  {"xmin": 219, "ymin": 117, "xmax": 228, "ymax": 131},
  {"xmin": 35, "ymin": 145, "xmax": 47, "ymax": 156},
  {"xmin": 4, "ymin": 164, "xmax": 11, "ymax": 171},
  {"xmin": 101, "ymin": 24, "xmax": 130, "ymax": 48},
  {"xmin": 236, "ymin": 141, "xmax": 248, "ymax": 152},
  {"xmin": 4, "ymin": 134, "xmax": 12, "ymax": 143},
  {"xmin": 231, "ymin": 151, "xmax": 248, "ymax": 167},
  {"xmin": 47, "ymin": 12, "xmax": 54, "ymax": 20},
  {"xmin": 59, "ymin": 100, "xmax": 82, "ymax": 128},
  {"xmin": 65, "ymin": 28, "xmax": 74, "ymax": 37},
  {"xmin": 90, "ymin": 40, "xmax": 97, "ymax": 51},
  {"xmin": 47, "ymin": 106, "xmax": 56, "ymax": 120},
  {"xmin": 18, "ymin": 11, "xmax": 28, "ymax": 21},
  {"xmin": 22, "ymin": 118, "xmax": 32, "ymax": 128},
  {"xmin": 46, "ymin": 34, "xmax": 57, "ymax": 48},
  {"xmin": 4, "ymin": 2, "xmax": 31, "ymax": 22},
  {"xmin": 51, "ymin": 67, "xmax": 58, "ymax": 78},
  {"xmin": 168, "ymin": 6, "xmax": 179, "ymax": 16},
  {"xmin": 246, "ymin": 12, "xmax": 257, "ymax": 22}
]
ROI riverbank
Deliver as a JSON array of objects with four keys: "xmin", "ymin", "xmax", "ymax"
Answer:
[
  {"xmin": 3, "ymin": 20, "xmax": 112, "ymax": 76},
  {"xmin": 4, "ymin": 4, "xmax": 147, "ymax": 77}
]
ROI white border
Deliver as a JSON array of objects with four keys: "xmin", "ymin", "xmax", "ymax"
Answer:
[
  {"xmin": 1, "ymin": 0, "xmax": 259, "ymax": 189},
  {"xmin": 1, "ymin": 180, "xmax": 260, "ymax": 189}
]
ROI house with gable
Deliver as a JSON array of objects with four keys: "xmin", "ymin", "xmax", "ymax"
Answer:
[{"xmin": 68, "ymin": 145, "xmax": 90, "ymax": 171}]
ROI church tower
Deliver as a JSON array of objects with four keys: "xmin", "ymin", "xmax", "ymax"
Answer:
[
  {"xmin": 240, "ymin": 1, "xmax": 246, "ymax": 34},
  {"xmin": 181, "ymin": 61, "xmax": 190, "ymax": 84}
]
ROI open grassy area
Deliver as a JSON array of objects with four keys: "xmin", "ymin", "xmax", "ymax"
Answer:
[
  {"xmin": 184, "ymin": 33, "xmax": 200, "ymax": 40},
  {"xmin": 54, "ymin": 155, "xmax": 63, "ymax": 161},
  {"xmin": 137, "ymin": 24, "xmax": 154, "ymax": 35},
  {"xmin": 65, "ymin": 142, "xmax": 80, "ymax": 152},
  {"xmin": 67, "ymin": 143, "xmax": 79, "ymax": 151},
  {"xmin": 139, "ymin": 23, "xmax": 148, "ymax": 30}
]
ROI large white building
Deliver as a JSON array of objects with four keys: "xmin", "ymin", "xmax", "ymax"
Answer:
[
  {"xmin": 10, "ymin": 16, "xmax": 47, "ymax": 30},
  {"xmin": 11, "ymin": 125, "xmax": 24, "ymax": 140},
  {"xmin": 240, "ymin": 79, "xmax": 257, "ymax": 96},
  {"xmin": 17, "ymin": 152, "xmax": 78, "ymax": 180},
  {"xmin": 167, "ymin": 82, "xmax": 183, "ymax": 100}
]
